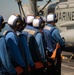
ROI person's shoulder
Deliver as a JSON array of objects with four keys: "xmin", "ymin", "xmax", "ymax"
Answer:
[
  {"xmin": 5, "ymin": 31, "xmax": 15, "ymax": 38},
  {"xmin": 35, "ymin": 33, "xmax": 42, "ymax": 40},
  {"xmin": 0, "ymin": 35, "xmax": 4, "ymax": 39},
  {"xmin": 36, "ymin": 32, "xmax": 42, "ymax": 36},
  {"xmin": 52, "ymin": 27, "xmax": 59, "ymax": 33}
]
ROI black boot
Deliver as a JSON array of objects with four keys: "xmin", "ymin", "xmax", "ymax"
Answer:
[
  {"xmin": 22, "ymin": 66, "xmax": 28, "ymax": 73},
  {"xmin": 43, "ymin": 60, "xmax": 48, "ymax": 68},
  {"xmin": 30, "ymin": 64, "xmax": 36, "ymax": 71},
  {"xmin": 10, "ymin": 72, "xmax": 17, "ymax": 75}
]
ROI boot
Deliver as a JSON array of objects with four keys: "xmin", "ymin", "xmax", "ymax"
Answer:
[
  {"xmin": 30, "ymin": 64, "xmax": 36, "ymax": 71},
  {"xmin": 43, "ymin": 60, "xmax": 48, "ymax": 68},
  {"xmin": 22, "ymin": 66, "xmax": 28, "ymax": 73},
  {"xmin": 10, "ymin": 72, "xmax": 17, "ymax": 75}
]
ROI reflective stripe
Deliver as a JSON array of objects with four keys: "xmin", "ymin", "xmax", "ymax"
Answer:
[
  {"xmin": 44, "ymin": 26, "xmax": 51, "ymax": 30},
  {"xmin": 3, "ymin": 30, "xmax": 8, "ymax": 35},
  {"xmin": 23, "ymin": 29, "xmax": 36, "ymax": 35}
]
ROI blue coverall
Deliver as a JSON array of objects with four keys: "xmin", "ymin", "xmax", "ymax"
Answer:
[
  {"xmin": 43, "ymin": 24, "xmax": 65, "ymax": 75},
  {"xmin": 17, "ymin": 32, "xmax": 35, "ymax": 67},
  {"xmin": 0, "ymin": 35, "xmax": 17, "ymax": 74},
  {"xmin": 22, "ymin": 25, "xmax": 46, "ymax": 62},
  {"xmin": 5, "ymin": 31, "xmax": 26, "ymax": 68},
  {"xmin": 43, "ymin": 24, "xmax": 65, "ymax": 53}
]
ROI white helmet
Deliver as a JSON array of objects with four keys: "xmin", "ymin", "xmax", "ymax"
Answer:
[
  {"xmin": 26, "ymin": 15, "xmax": 34, "ymax": 24},
  {"xmin": 33, "ymin": 19, "xmax": 40, "ymax": 27},
  {"xmin": 8, "ymin": 14, "xmax": 23, "ymax": 27},
  {"xmin": 33, "ymin": 16, "xmax": 45, "ymax": 28},
  {"xmin": 8, "ymin": 14, "xmax": 17, "ymax": 26},
  {"xmin": 46, "ymin": 13, "xmax": 58, "ymax": 23}
]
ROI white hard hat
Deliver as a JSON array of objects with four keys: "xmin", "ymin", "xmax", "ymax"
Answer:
[
  {"xmin": 33, "ymin": 19, "xmax": 40, "ymax": 27},
  {"xmin": 26, "ymin": 15, "xmax": 34, "ymax": 24},
  {"xmin": 8, "ymin": 15, "xmax": 17, "ymax": 26},
  {"xmin": 46, "ymin": 13, "xmax": 58, "ymax": 23},
  {"xmin": 33, "ymin": 17, "xmax": 45, "ymax": 28},
  {"xmin": 8, "ymin": 14, "xmax": 23, "ymax": 27}
]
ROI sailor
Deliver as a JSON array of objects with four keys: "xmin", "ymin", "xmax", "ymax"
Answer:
[
  {"xmin": 43, "ymin": 13, "xmax": 65, "ymax": 56},
  {"xmin": 4, "ymin": 14, "xmax": 32, "ymax": 74},
  {"xmin": 43, "ymin": 13, "xmax": 65, "ymax": 75},
  {"xmin": 16, "ymin": 16, "xmax": 36, "ymax": 71},
  {"xmin": 22, "ymin": 15, "xmax": 41, "ymax": 62},
  {"xmin": 0, "ymin": 15, "xmax": 17, "ymax": 75},
  {"xmin": 22, "ymin": 15, "xmax": 48, "ymax": 67},
  {"xmin": 33, "ymin": 16, "xmax": 46, "ymax": 54},
  {"xmin": 32, "ymin": 16, "xmax": 48, "ymax": 67}
]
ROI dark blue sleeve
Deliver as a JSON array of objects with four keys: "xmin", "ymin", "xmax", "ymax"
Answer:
[
  {"xmin": 52, "ymin": 29, "xmax": 65, "ymax": 46},
  {"xmin": 5, "ymin": 32, "xmax": 26, "ymax": 67},
  {"xmin": 18, "ymin": 34, "xmax": 34, "ymax": 66},
  {"xmin": 5, "ymin": 32, "xmax": 21, "ymax": 57},
  {"xmin": 0, "ymin": 36, "xmax": 17, "ymax": 74},
  {"xmin": 35, "ymin": 33, "xmax": 45, "ymax": 60}
]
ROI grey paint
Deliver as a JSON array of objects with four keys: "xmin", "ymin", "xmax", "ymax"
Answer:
[{"xmin": 26, "ymin": 0, "xmax": 74, "ymax": 47}]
